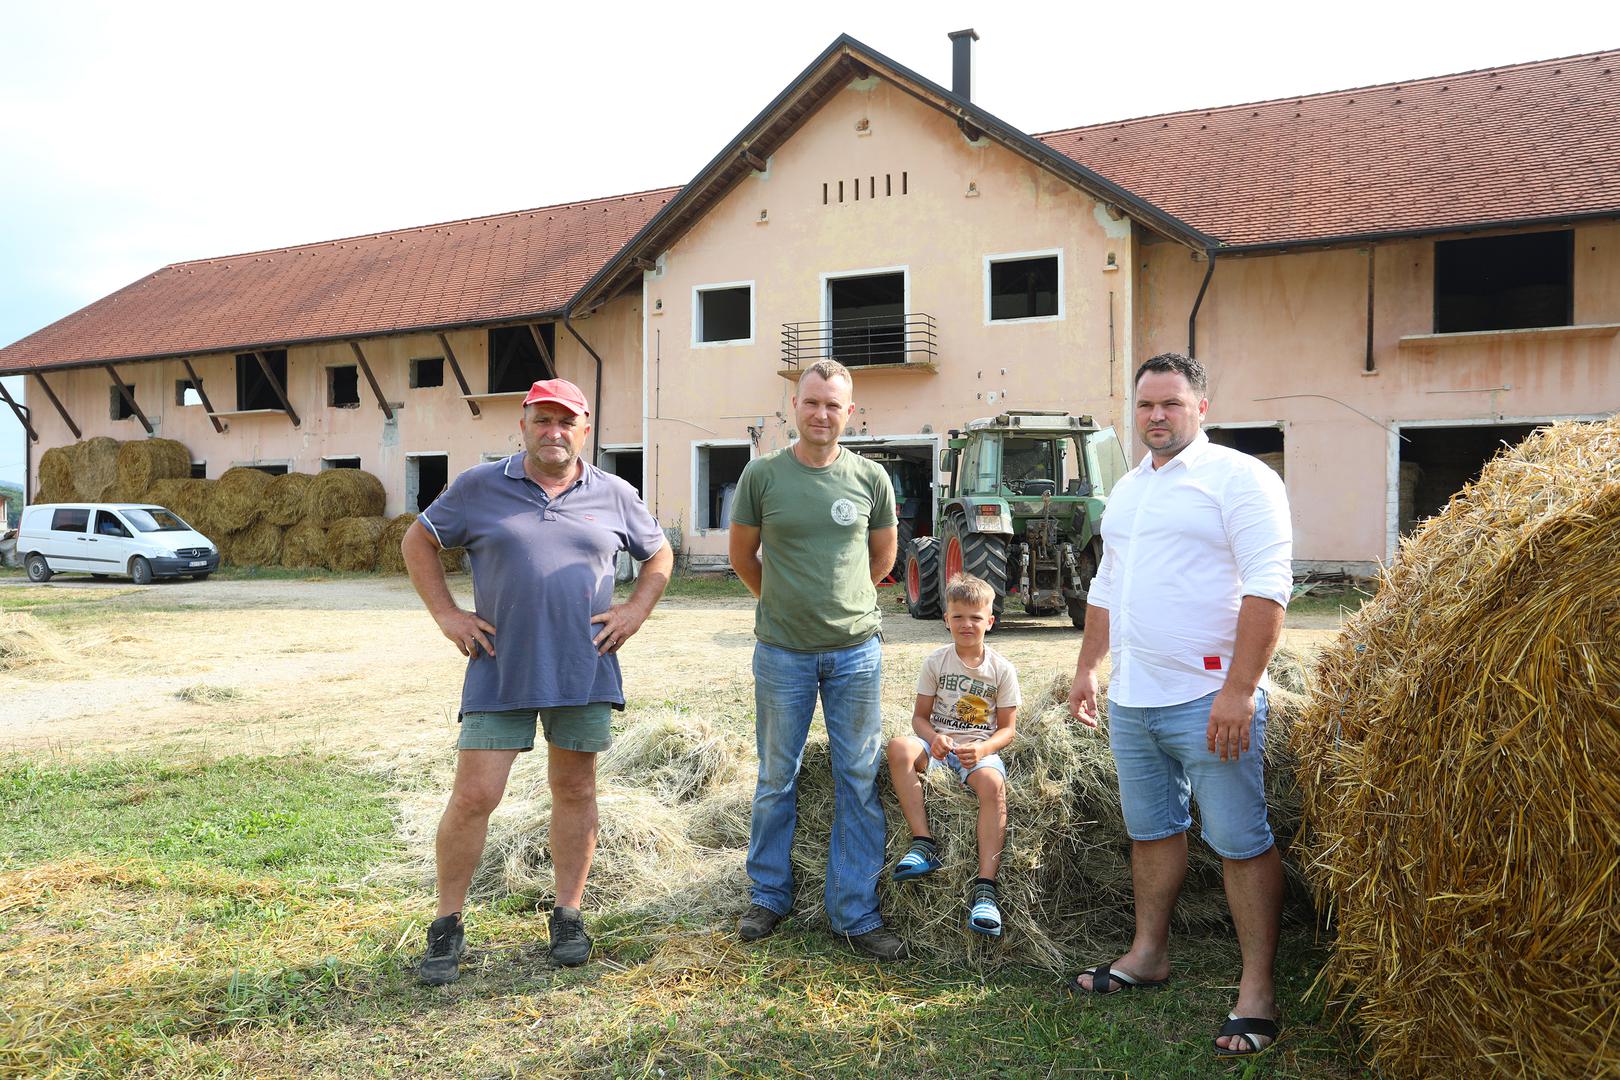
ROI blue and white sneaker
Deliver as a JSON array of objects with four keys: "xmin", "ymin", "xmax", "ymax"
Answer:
[
  {"xmin": 968, "ymin": 881, "xmax": 1002, "ymax": 936},
  {"xmin": 891, "ymin": 838, "xmax": 942, "ymax": 881}
]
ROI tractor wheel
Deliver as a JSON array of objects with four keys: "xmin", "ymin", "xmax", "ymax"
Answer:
[
  {"xmin": 940, "ymin": 515, "xmax": 1008, "ymax": 620},
  {"xmin": 1067, "ymin": 546, "xmax": 1099, "ymax": 629},
  {"xmin": 890, "ymin": 517, "xmax": 917, "ymax": 582},
  {"xmin": 904, "ymin": 537, "xmax": 943, "ymax": 620}
]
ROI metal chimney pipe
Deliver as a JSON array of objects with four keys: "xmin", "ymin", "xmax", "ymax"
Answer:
[{"xmin": 948, "ymin": 28, "xmax": 978, "ymax": 101}]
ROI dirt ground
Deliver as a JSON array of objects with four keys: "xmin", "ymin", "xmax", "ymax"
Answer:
[{"xmin": 1, "ymin": 576, "xmax": 1341, "ymax": 757}]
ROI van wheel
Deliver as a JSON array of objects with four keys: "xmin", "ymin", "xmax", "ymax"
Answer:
[
  {"xmin": 25, "ymin": 554, "xmax": 53, "ymax": 583},
  {"xmin": 130, "ymin": 556, "xmax": 154, "ymax": 585}
]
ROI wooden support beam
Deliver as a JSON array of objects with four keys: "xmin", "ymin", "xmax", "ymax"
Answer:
[
  {"xmin": 31, "ymin": 373, "xmax": 80, "ymax": 439},
  {"xmin": 104, "ymin": 363, "xmax": 153, "ymax": 435},
  {"xmin": 253, "ymin": 351, "xmax": 301, "ymax": 427},
  {"xmin": 180, "ymin": 357, "xmax": 226, "ymax": 433},
  {"xmin": 527, "ymin": 324, "xmax": 558, "ymax": 381},
  {"xmin": 631, "ymin": 257, "xmax": 659, "ymax": 273},
  {"xmin": 436, "ymin": 333, "xmax": 480, "ymax": 417},
  {"xmin": 739, "ymin": 147, "xmax": 767, "ymax": 172},
  {"xmin": 0, "ymin": 380, "xmax": 37, "ymax": 442},
  {"xmin": 347, "ymin": 342, "xmax": 394, "ymax": 421}
]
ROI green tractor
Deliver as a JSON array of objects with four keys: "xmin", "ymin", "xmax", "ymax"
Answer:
[{"xmin": 904, "ymin": 411, "xmax": 1128, "ymax": 628}]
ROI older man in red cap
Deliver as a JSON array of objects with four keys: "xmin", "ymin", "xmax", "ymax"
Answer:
[{"xmin": 403, "ymin": 378, "xmax": 673, "ymax": 984}]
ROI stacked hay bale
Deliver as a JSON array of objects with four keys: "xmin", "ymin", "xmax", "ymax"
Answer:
[
  {"xmin": 263, "ymin": 472, "xmax": 313, "ymax": 527},
  {"xmin": 376, "ymin": 513, "xmax": 466, "ymax": 575},
  {"xmin": 112, "ymin": 439, "xmax": 191, "ymax": 502},
  {"xmin": 280, "ymin": 521, "xmax": 329, "ymax": 570},
  {"xmin": 70, "ymin": 437, "xmax": 120, "ymax": 501},
  {"xmin": 1295, "ymin": 416, "xmax": 1620, "ymax": 1079},
  {"xmin": 197, "ymin": 467, "xmax": 282, "ymax": 567},
  {"xmin": 300, "ymin": 469, "xmax": 385, "ymax": 526},
  {"xmin": 34, "ymin": 446, "xmax": 75, "ymax": 503},
  {"xmin": 324, "ymin": 516, "xmax": 388, "ymax": 571}
]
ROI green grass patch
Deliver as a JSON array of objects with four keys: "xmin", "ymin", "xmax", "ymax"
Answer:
[
  {"xmin": 0, "ymin": 754, "xmax": 396, "ymax": 879},
  {"xmin": 622, "ymin": 571, "xmax": 752, "ymax": 602},
  {"xmin": 1288, "ymin": 583, "xmax": 1372, "ymax": 620}
]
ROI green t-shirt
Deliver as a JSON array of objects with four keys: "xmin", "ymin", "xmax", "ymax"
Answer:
[{"xmin": 730, "ymin": 446, "xmax": 897, "ymax": 651}]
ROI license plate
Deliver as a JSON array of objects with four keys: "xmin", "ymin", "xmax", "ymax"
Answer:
[{"xmin": 190, "ymin": 560, "xmax": 207, "ymax": 567}]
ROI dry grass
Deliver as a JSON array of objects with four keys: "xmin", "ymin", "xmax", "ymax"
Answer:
[{"xmin": 1295, "ymin": 415, "xmax": 1620, "ymax": 1079}]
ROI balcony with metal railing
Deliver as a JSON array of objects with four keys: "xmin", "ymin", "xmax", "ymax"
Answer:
[{"xmin": 778, "ymin": 313, "xmax": 938, "ymax": 380}]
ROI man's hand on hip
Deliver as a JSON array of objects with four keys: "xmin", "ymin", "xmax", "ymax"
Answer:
[
  {"xmin": 1206, "ymin": 687, "xmax": 1255, "ymax": 760},
  {"xmin": 435, "ymin": 608, "xmax": 497, "ymax": 658},
  {"xmin": 591, "ymin": 603, "xmax": 650, "ymax": 655},
  {"xmin": 1067, "ymin": 670, "xmax": 1103, "ymax": 730}
]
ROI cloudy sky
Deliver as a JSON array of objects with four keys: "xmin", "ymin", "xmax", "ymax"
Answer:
[{"xmin": 1, "ymin": 0, "xmax": 1610, "ymax": 488}]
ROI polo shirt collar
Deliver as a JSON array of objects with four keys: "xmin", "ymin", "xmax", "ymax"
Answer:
[{"xmin": 503, "ymin": 453, "xmax": 593, "ymax": 487}]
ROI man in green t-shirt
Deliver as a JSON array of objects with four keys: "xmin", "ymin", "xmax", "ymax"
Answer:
[{"xmin": 727, "ymin": 359, "xmax": 906, "ymax": 960}]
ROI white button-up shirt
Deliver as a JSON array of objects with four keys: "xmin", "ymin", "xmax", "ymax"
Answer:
[{"xmin": 1088, "ymin": 431, "xmax": 1293, "ymax": 708}]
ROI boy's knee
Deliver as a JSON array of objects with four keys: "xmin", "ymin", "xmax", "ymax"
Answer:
[
  {"xmin": 886, "ymin": 737, "xmax": 918, "ymax": 765},
  {"xmin": 969, "ymin": 769, "xmax": 1006, "ymax": 800}
]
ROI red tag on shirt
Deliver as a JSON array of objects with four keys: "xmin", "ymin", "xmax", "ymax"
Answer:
[{"xmin": 1203, "ymin": 656, "xmax": 1223, "ymax": 670}]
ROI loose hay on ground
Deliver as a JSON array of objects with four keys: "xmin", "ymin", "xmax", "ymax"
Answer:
[
  {"xmin": 300, "ymin": 469, "xmax": 385, "ymax": 527},
  {"xmin": 324, "ymin": 516, "xmax": 388, "ymax": 572},
  {"xmin": 1295, "ymin": 415, "xmax": 1620, "ymax": 1080},
  {"xmin": 598, "ymin": 708, "xmax": 747, "ymax": 802},
  {"xmin": 263, "ymin": 472, "xmax": 313, "ymax": 527}
]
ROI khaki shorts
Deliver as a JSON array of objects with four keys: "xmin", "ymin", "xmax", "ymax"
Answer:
[{"xmin": 458, "ymin": 703, "xmax": 614, "ymax": 753}]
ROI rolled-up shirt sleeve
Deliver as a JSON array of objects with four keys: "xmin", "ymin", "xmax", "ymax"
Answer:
[
  {"xmin": 419, "ymin": 470, "xmax": 471, "ymax": 550},
  {"xmin": 1224, "ymin": 465, "xmax": 1293, "ymax": 607}
]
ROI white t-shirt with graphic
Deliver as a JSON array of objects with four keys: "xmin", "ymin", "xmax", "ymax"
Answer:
[{"xmin": 916, "ymin": 644, "xmax": 1021, "ymax": 744}]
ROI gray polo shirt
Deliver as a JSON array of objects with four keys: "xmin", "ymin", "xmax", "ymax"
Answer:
[{"xmin": 419, "ymin": 454, "xmax": 666, "ymax": 717}]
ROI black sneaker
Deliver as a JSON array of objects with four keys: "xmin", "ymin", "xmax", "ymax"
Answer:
[
  {"xmin": 418, "ymin": 913, "xmax": 466, "ymax": 986},
  {"xmin": 548, "ymin": 908, "xmax": 592, "ymax": 967},
  {"xmin": 845, "ymin": 926, "xmax": 910, "ymax": 961},
  {"xmin": 737, "ymin": 904, "xmax": 784, "ymax": 942}
]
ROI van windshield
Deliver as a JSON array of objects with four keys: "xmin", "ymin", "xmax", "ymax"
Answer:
[{"xmin": 123, "ymin": 509, "xmax": 192, "ymax": 533}]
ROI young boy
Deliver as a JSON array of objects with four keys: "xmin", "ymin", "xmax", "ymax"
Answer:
[{"xmin": 885, "ymin": 573, "xmax": 1021, "ymax": 936}]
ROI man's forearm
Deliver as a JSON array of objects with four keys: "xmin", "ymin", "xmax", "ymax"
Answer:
[
  {"xmin": 625, "ymin": 544, "xmax": 674, "ymax": 615},
  {"xmin": 1074, "ymin": 605, "xmax": 1111, "ymax": 673},
  {"xmin": 1223, "ymin": 595, "xmax": 1286, "ymax": 695}
]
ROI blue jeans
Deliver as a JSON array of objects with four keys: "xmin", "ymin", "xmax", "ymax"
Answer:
[
  {"xmin": 747, "ymin": 636, "xmax": 885, "ymax": 935},
  {"xmin": 1108, "ymin": 688, "xmax": 1274, "ymax": 860}
]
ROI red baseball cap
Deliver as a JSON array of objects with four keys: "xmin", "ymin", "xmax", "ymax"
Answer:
[{"xmin": 522, "ymin": 378, "xmax": 590, "ymax": 416}]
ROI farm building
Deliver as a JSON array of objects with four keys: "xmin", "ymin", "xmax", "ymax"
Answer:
[{"xmin": 1, "ymin": 33, "xmax": 1616, "ymax": 574}]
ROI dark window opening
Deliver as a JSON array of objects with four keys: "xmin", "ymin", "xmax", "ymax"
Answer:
[
  {"xmin": 109, "ymin": 384, "xmax": 137, "ymax": 420},
  {"xmin": 51, "ymin": 507, "xmax": 90, "ymax": 533},
  {"xmin": 1207, "ymin": 427, "xmax": 1285, "ymax": 481},
  {"xmin": 698, "ymin": 287, "xmax": 752, "ymax": 343},
  {"xmin": 599, "ymin": 450, "xmax": 644, "ymax": 498},
  {"xmin": 407, "ymin": 455, "xmax": 449, "ymax": 513},
  {"xmin": 190, "ymin": 462, "xmax": 207, "ymax": 479},
  {"xmin": 328, "ymin": 366, "xmax": 360, "ymax": 408},
  {"xmin": 698, "ymin": 445, "xmax": 750, "ymax": 530},
  {"xmin": 990, "ymin": 256, "xmax": 1060, "ymax": 321},
  {"xmin": 1434, "ymin": 231, "xmax": 1573, "ymax": 333},
  {"xmin": 175, "ymin": 379, "xmax": 203, "ymax": 407},
  {"xmin": 488, "ymin": 325, "xmax": 554, "ymax": 394},
  {"xmin": 322, "ymin": 457, "xmax": 361, "ymax": 471},
  {"xmin": 829, "ymin": 272, "xmax": 905, "ymax": 366},
  {"xmin": 411, "ymin": 357, "xmax": 445, "ymax": 388},
  {"xmin": 248, "ymin": 463, "xmax": 289, "ymax": 475},
  {"xmin": 1398, "ymin": 423, "xmax": 1541, "ymax": 534},
  {"xmin": 236, "ymin": 350, "xmax": 288, "ymax": 411}
]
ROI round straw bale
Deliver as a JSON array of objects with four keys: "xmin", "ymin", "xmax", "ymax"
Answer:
[
  {"xmin": 37, "ymin": 446, "xmax": 75, "ymax": 502},
  {"xmin": 220, "ymin": 520, "xmax": 283, "ymax": 567},
  {"xmin": 281, "ymin": 521, "xmax": 328, "ymax": 569},
  {"xmin": 205, "ymin": 467, "xmax": 273, "ymax": 533},
  {"xmin": 324, "ymin": 515, "xmax": 388, "ymax": 571},
  {"xmin": 300, "ymin": 469, "xmax": 385, "ymax": 527},
  {"xmin": 262, "ymin": 472, "xmax": 314, "ymax": 527},
  {"xmin": 1295, "ymin": 415, "xmax": 1620, "ymax": 1079},
  {"xmin": 168, "ymin": 479, "xmax": 215, "ymax": 534},
  {"xmin": 376, "ymin": 512, "xmax": 463, "ymax": 574},
  {"xmin": 115, "ymin": 438, "xmax": 191, "ymax": 497},
  {"xmin": 70, "ymin": 437, "xmax": 120, "ymax": 501}
]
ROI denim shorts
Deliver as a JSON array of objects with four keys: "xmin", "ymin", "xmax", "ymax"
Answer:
[
  {"xmin": 1107, "ymin": 689, "xmax": 1273, "ymax": 860},
  {"xmin": 458, "ymin": 703, "xmax": 614, "ymax": 753},
  {"xmin": 900, "ymin": 735, "xmax": 1006, "ymax": 787}
]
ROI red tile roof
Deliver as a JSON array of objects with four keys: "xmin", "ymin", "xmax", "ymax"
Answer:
[
  {"xmin": 1037, "ymin": 50, "xmax": 1620, "ymax": 249},
  {"xmin": 0, "ymin": 187, "xmax": 677, "ymax": 372}
]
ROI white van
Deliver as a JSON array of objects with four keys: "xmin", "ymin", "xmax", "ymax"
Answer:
[{"xmin": 17, "ymin": 503, "xmax": 220, "ymax": 584}]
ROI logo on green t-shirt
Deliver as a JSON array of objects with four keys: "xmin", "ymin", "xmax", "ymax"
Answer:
[{"xmin": 830, "ymin": 498, "xmax": 857, "ymax": 526}]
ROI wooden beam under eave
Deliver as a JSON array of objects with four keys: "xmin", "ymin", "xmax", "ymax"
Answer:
[
  {"xmin": 0, "ymin": 380, "xmax": 38, "ymax": 442},
  {"xmin": 435, "ymin": 333, "xmax": 480, "ymax": 417},
  {"xmin": 347, "ymin": 342, "xmax": 394, "ymax": 421},
  {"xmin": 31, "ymin": 373, "xmax": 80, "ymax": 439},
  {"xmin": 104, "ymin": 363, "xmax": 153, "ymax": 435},
  {"xmin": 739, "ymin": 147, "xmax": 767, "ymax": 172},
  {"xmin": 527, "ymin": 324, "xmax": 557, "ymax": 381},
  {"xmin": 179, "ymin": 357, "xmax": 226, "ymax": 433},
  {"xmin": 253, "ymin": 351, "xmax": 301, "ymax": 427}
]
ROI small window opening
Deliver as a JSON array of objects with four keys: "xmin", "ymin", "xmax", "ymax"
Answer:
[
  {"xmin": 488, "ymin": 325, "xmax": 554, "ymax": 394},
  {"xmin": 697, "ymin": 286, "xmax": 753, "ymax": 344},
  {"xmin": 697, "ymin": 445, "xmax": 751, "ymax": 530},
  {"xmin": 599, "ymin": 449, "xmax": 645, "ymax": 498},
  {"xmin": 328, "ymin": 365, "xmax": 360, "ymax": 408},
  {"xmin": 411, "ymin": 357, "xmax": 445, "ymax": 389},
  {"xmin": 190, "ymin": 461, "xmax": 207, "ymax": 479},
  {"xmin": 989, "ymin": 255, "xmax": 1060, "ymax": 321},
  {"xmin": 321, "ymin": 457, "xmax": 361, "ymax": 471},
  {"xmin": 1434, "ymin": 231, "xmax": 1573, "ymax": 333},
  {"xmin": 175, "ymin": 379, "xmax": 203, "ymax": 407},
  {"xmin": 109, "ymin": 384, "xmax": 137, "ymax": 420},
  {"xmin": 406, "ymin": 454, "xmax": 449, "ymax": 513},
  {"xmin": 236, "ymin": 350, "xmax": 288, "ymax": 411}
]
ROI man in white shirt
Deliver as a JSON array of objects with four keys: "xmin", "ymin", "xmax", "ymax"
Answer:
[{"xmin": 1066, "ymin": 353, "xmax": 1292, "ymax": 1059}]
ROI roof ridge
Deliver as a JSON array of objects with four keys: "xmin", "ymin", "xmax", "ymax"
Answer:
[
  {"xmin": 1032, "ymin": 47, "xmax": 1619, "ymax": 138},
  {"xmin": 165, "ymin": 184, "xmax": 684, "ymax": 270}
]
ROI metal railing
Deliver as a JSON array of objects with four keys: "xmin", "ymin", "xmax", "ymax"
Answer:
[{"xmin": 780, "ymin": 313, "xmax": 938, "ymax": 369}]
